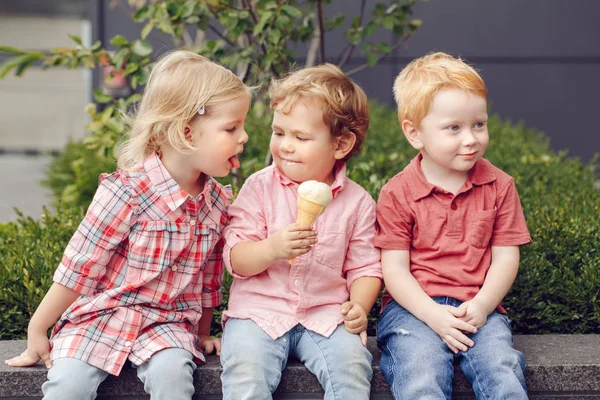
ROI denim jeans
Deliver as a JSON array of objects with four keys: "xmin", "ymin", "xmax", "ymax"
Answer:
[
  {"xmin": 221, "ymin": 318, "xmax": 373, "ymax": 400},
  {"xmin": 377, "ymin": 298, "xmax": 527, "ymax": 400},
  {"xmin": 41, "ymin": 348, "xmax": 196, "ymax": 400}
]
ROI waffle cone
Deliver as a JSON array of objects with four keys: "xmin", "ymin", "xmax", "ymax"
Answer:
[
  {"xmin": 296, "ymin": 196, "xmax": 325, "ymax": 225},
  {"xmin": 289, "ymin": 197, "xmax": 326, "ymax": 264}
]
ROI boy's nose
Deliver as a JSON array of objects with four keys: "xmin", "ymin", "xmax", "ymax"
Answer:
[
  {"xmin": 462, "ymin": 130, "xmax": 477, "ymax": 146},
  {"xmin": 280, "ymin": 138, "xmax": 294, "ymax": 153}
]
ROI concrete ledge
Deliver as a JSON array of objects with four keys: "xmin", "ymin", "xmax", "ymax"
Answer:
[{"xmin": 1, "ymin": 335, "xmax": 599, "ymax": 399}]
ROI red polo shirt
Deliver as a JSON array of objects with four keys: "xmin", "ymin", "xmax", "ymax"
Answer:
[{"xmin": 375, "ymin": 154, "xmax": 531, "ymax": 310}]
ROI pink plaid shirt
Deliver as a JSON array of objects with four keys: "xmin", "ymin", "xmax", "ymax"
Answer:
[
  {"xmin": 50, "ymin": 153, "xmax": 231, "ymax": 375},
  {"xmin": 223, "ymin": 164, "xmax": 382, "ymax": 339}
]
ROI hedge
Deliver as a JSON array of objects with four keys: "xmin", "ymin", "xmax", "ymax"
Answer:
[{"xmin": 0, "ymin": 102, "xmax": 598, "ymax": 339}]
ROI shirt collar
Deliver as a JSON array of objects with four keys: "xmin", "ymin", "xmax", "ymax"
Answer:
[
  {"xmin": 406, "ymin": 153, "xmax": 496, "ymax": 201},
  {"xmin": 272, "ymin": 161, "xmax": 347, "ymax": 198},
  {"xmin": 144, "ymin": 153, "xmax": 233, "ymax": 212}
]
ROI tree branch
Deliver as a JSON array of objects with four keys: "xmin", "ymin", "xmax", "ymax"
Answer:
[
  {"xmin": 345, "ymin": 34, "xmax": 411, "ymax": 77},
  {"xmin": 207, "ymin": 24, "xmax": 238, "ymax": 48},
  {"xmin": 317, "ymin": 0, "xmax": 325, "ymax": 63},
  {"xmin": 337, "ymin": 0, "xmax": 366, "ymax": 68}
]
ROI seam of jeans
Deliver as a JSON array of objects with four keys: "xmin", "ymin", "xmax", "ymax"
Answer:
[
  {"xmin": 461, "ymin": 353, "xmax": 488, "ymax": 400},
  {"xmin": 304, "ymin": 330, "xmax": 337, "ymax": 398}
]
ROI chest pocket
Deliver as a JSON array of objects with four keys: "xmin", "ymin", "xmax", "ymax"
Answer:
[
  {"xmin": 127, "ymin": 221, "xmax": 192, "ymax": 282},
  {"xmin": 314, "ymin": 231, "xmax": 347, "ymax": 269},
  {"xmin": 467, "ymin": 209, "xmax": 497, "ymax": 249}
]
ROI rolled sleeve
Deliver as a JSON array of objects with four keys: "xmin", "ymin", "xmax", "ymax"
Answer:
[
  {"xmin": 223, "ymin": 180, "xmax": 268, "ymax": 279},
  {"xmin": 54, "ymin": 173, "xmax": 134, "ymax": 297},
  {"xmin": 344, "ymin": 198, "xmax": 382, "ymax": 288}
]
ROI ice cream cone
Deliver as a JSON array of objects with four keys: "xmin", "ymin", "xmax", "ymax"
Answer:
[
  {"xmin": 289, "ymin": 197, "xmax": 326, "ymax": 264},
  {"xmin": 289, "ymin": 180, "xmax": 333, "ymax": 264},
  {"xmin": 296, "ymin": 197, "xmax": 326, "ymax": 225}
]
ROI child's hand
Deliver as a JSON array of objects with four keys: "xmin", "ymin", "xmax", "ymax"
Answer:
[
  {"xmin": 268, "ymin": 223, "xmax": 317, "ymax": 261},
  {"xmin": 424, "ymin": 304, "xmax": 477, "ymax": 354},
  {"xmin": 198, "ymin": 335, "xmax": 221, "ymax": 356},
  {"xmin": 458, "ymin": 298, "xmax": 489, "ymax": 329},
  {"xmin": 4, "ymin": 331, "xmax": 52, "ymax": 368},
  {"xmin": 341, "ymin": 301, "xmax": 368, "ymax": 346}
]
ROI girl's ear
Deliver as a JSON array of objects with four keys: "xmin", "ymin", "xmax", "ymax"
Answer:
[
  {"xmin": 401, "ymin": 119, "xmax": 423, "ymax": 150},
  {"xmin": 184, "ymin": 124, "xmax": 193, "ymax": 142},
  {"xmin": 333, "ymin": 132, "xmax": 357, "ymax": 160}
]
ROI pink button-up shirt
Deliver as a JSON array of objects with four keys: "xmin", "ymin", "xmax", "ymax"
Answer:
[
  {"xmin": 50, "ymin": 154, "xmax": 230, "ymax": 375},
  {"xmin": 223, "ymin": 164, "xmax": 382, "ymax": 339}
]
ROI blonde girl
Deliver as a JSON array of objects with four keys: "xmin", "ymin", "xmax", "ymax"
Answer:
[{"xmin": 5, "ymin": 50, "xmax": 251, "ymax": 400}]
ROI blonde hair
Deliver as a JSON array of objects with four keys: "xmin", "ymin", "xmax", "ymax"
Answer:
[
  {"xmin": 117, "ymin": 50, "xmax": 251, "ymax": 169},
  {"xmin": 269, "ymin": 63, "xmax": 369, "ymax": 161},
  {"xmin": 393, "ymin": 52, "xmax": 487, "ymax": 127}
]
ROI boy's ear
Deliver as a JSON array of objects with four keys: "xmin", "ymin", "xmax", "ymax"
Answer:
[
  {"xmin": 401, "ymin": 119, "xmax": 423, "ymax": 150},
  {"xmin": 334, "ymin": 132, "xmax": 356, "ymax": 160}
]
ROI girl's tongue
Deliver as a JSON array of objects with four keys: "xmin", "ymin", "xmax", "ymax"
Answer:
[{"xmin": 228, "ymin": 155, "xmax": 240, "ymax": 169}]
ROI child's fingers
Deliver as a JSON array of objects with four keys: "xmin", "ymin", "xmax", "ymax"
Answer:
[
  {"xmin": 213, "ymin": 339, "xmax": 222, "ymax": 356},
  {"xmin": 446, "ymin": 305, "xmax": 467, "ymax": 318},
  {"xmin": 359, "ymin": 331, "xmax": 367, "ymax": 346},
  {"xmin": 41, "ymin": 353, "xmax": 53, "ymax": 369},
  {"xmin": 4, "ymin": 351, "xmax": 41, "ymax": 368},
  {"xmin": 442, "ymin": 338, "xmax": 459, "ymax": 354},
  {"xmin": 203, "ymin": 341, "xmax": 215, "ymax": 355},
  {"xmin": 340, "ymin": 301, "xmax": 352, "ymax": 316}
]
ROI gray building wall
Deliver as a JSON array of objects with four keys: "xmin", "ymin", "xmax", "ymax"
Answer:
[{"xmin": 93, "ymin": 0, "xmax": 600, "ymax": 163}]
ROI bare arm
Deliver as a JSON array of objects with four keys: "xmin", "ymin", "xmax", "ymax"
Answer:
[
  {"xmin": 230, "ymin": 223, "xmax": 317, "ymax": 277},
  {"xmin": 5, "ymin": 283, "xmax": 80, "ymax": 368},
  {"xmin": 196, "ymin": 306, "xmax": 221, "ymax": 356},
  {"xmin": 350, "ymin": 276, "xmax": 381, "ymax": 314},
  {"xmin": 381, "ymin": 249, "xmax": 477, "ymax": 353},
  {"xmin": 459, "ymin": 246, "xmax": 520, "ymax": 327},
  {"xmin": 341, "ymin": 276, "xmax": 381, "ymax": 345}
]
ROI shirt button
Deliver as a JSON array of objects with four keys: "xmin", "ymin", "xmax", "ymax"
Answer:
[
  {"xmin": 190, "ymin": 219, "xmax": 196, "ymax": 225},
  {"xmin": 451, "ymin": 203, "xmax": 457, "ymax": 210},
  {"xmin": 172, "ymin": 264, "xmax": 179, "ymax": 272},
  {"xmin": 294, "ymin": 280, "xmax": 300, "ymax": 287},
  {"xmin": 125, "ymin": 341, "xmax": 132, "ymax": 347},
  {"xmin": 134, "ymin": 305, "xmax": 141, "ymax": 311}
]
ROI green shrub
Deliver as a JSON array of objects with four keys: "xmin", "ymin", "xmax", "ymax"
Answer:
[
  {"xmin": 1, "ymin": 103, "xmax": 598, "ymax": 339},
  {"xmin": 0, "ymin": 207, "xmax": 83, "ymax": 339}
]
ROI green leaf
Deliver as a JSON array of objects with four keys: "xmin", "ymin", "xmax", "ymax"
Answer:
[
  {"xmin": 141, "ymin": 23, "xmax": 153, "ymax": 40},
  {"xmin": 133, "ymin": 6, "xmax": 151, "ymax": 21},
  {"xmin": 68, "ymin": 34, "xmax": 83, "ymax": 46},
  {"xmin": 0, "ymin": 53, "xmax": 42, "ymax": 78},
  {"xmin": 123, "ymin": 62, "xmax": 139, "ymax": 77},
  {"xmin": 92, "ymin": 88, "xmax": 114, "ymax": 104},
  {"xmin": 367, "ymin": 52, "xmax": 378, "ymax": 67},
  {"xmin": 110, "ymin": 35, "xmax": 129, "ymax": 47},
  {"xmin": 281, "ymin": 5, "xmax": 302, "ymax": 19},
  {"xmin": 90, "ymin": 40, "xmax": 102, "ymax": 51},
  {"xmin": 0, "ymin": 46, "xmax": 28, "ymax": 55},
  {"xmin": 181, "ymin": 0, "xmax": 196, "ymax": 18},
  {"xmin": 253, "ymin": 11, "xmax": 273, "ymax": 36},
  {"xmin": 131, "ymin": 40, "xmax": 153, "ymax": 57},
  {"xmin": 269, "ymin": 29, "xmax": 281, "ymax": 44}
]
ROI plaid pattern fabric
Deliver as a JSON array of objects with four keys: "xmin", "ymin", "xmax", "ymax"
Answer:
[{"xmin": 50, "ymin": 153, "xmax": 231, "ymax": 375}]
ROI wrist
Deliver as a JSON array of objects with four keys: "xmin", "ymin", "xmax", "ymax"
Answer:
[
  {"xmin": 264, "ymin": 236, "xmax": 280, "ymax": 262},
  {"xmin": 473, "ymin": 294, "xmax": 495, "ymax": 315}
]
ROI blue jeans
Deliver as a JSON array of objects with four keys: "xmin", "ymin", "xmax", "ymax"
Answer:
[
  {"xmin": 377, "ymin": 298, "xmax": 527, "ymax": 400},
  {"xmin": 41, "ymin": 348, "xmax": 196, "ymax": 400},
  {"xmin": 221, "ymin": 318, "xmax": 373, "ymax": 400}
]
